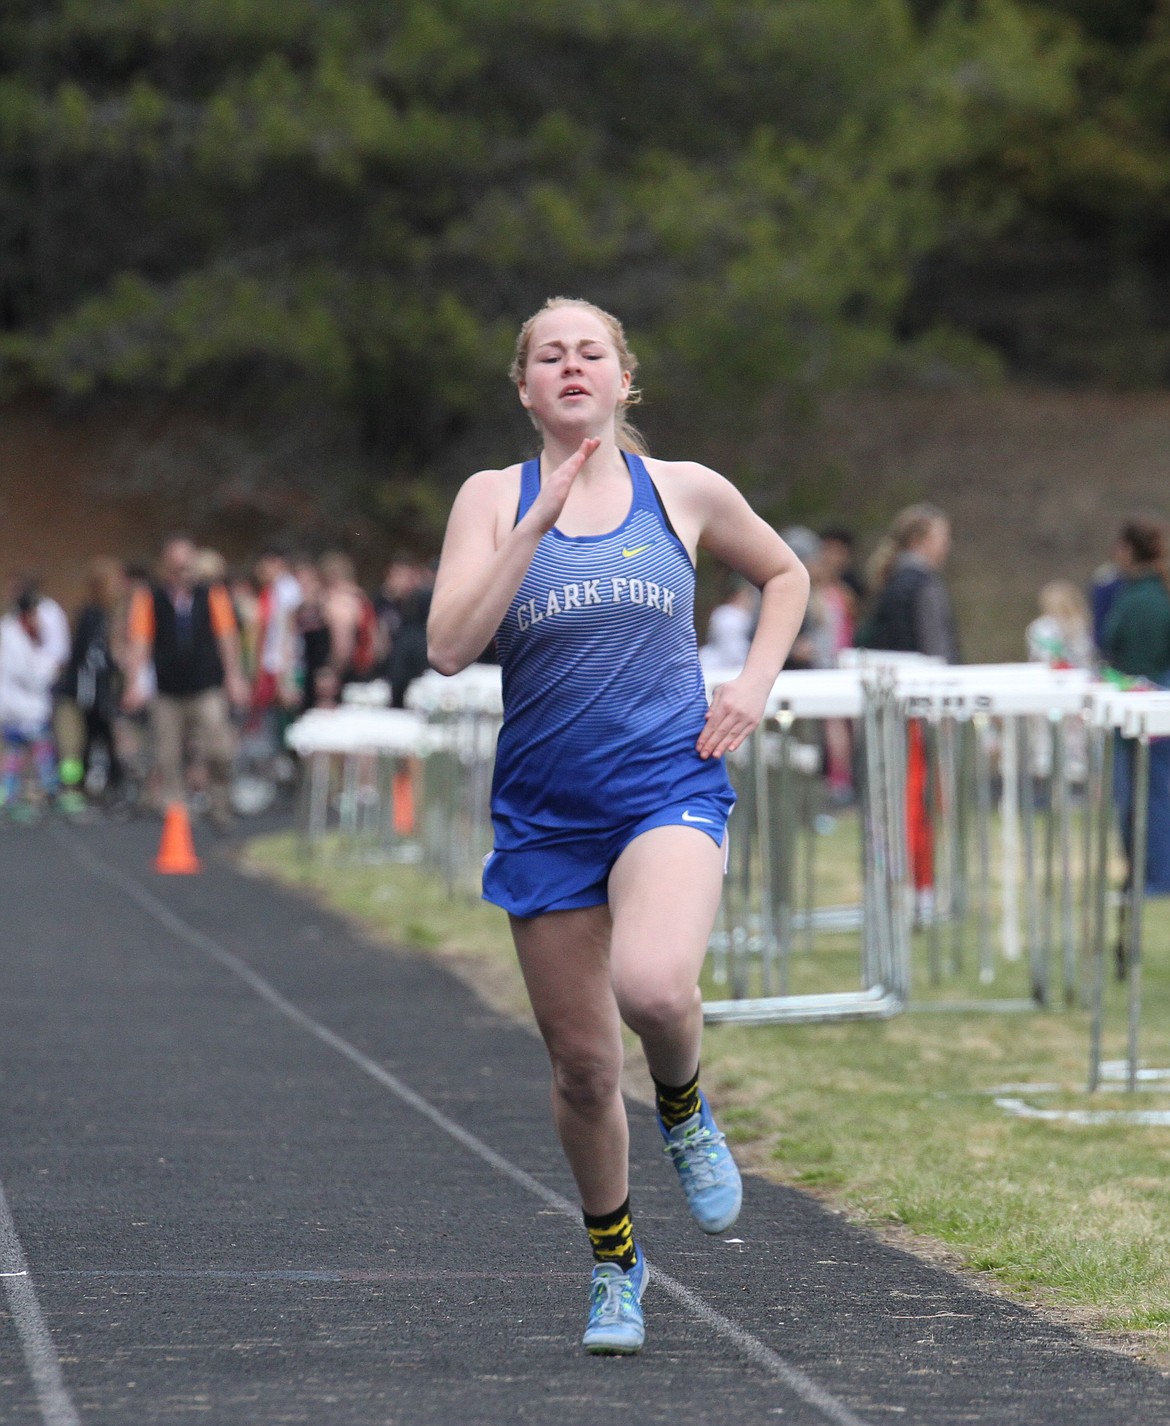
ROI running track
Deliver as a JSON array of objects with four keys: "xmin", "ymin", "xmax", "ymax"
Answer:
[{"xmin": 0, "ymin": 818, "xmax": 1167, "ymax": 1425}]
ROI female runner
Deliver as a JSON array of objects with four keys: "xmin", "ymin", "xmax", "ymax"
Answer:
[{"xmin": 427, "ymin": 298, "xmax": 809, "ymax": 1353}]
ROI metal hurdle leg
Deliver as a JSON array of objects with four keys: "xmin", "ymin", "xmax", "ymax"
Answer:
[
  {"xmin": 1041, "ymin": 716, "xmax": 1057, "ymax": 995},
  {"xmin": 936, "ymin": 715, "xmax": 958, "ymax": 931},
  {"xmin": 925, "ymin": 719, "xmax": 942, "ymax": 985},
  {"xmin": 885, "ymin": 686, "xmax": 914, "ymax": 993},
  {"xmin": 1078, "ymin": 718, "xmax": 1096, "ymax": 1006},
  {"xmin": 376, "ymin": 751, "xmax": 395, "ymax": 853},
  {"xmin": 1055, "ymin": 719, "xmax": 1078, "ymax": 1008},
  {"xmin": 703, "ymin": 677, "xmax": 907, "ymax": 1026},
  {"xmin": 973, "ymin": 714, "xmax": 994, "ymax": 985},
  {"xmin": 1020, "ymin": 717, "xmax": 1046, "ymax": 1005},
  {"xmin": 1087, "ymin": 726, "xmax": 1113, "ymax": 1093},
  {"xmin": 308, "ymin": 749, "xmax": 331, "ymax": 846},
  {"xmin": 800, "ymin": 750, "xmax": 818, "ymax": 960},
  {"xmin": 728, "ymin": 741, "xmax": 755, "ymax": 1000},
  {"xmin": 949, "ymin": 718, "xmax": 971, "ymax": 975},
  {"xmin": 1126, "ymin": 734, "xmax": 1150, "ymax": 1094},
  {"xmin": 752, "ymin": 724, "xmax": 778, "ymax": 997},
  {"xmin": 774, "ymin": 713, "xmax": 796, "ymax": 996},
  {"xmin": 860, "ymin": 683, "xmax": 890, "ymax": 990},
  {"xmin": 1000, "ymin": 715, "xmax": 1022, "ymax": 964}
]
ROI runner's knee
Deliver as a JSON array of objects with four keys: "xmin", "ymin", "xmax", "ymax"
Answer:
[
  {"xmin": 550, "ymin": 1048, "xmax": 623, "ymax": 1118},
  {"xmin": 614, "ymin": 979, "xmax": 701, "ymax": 1039}
]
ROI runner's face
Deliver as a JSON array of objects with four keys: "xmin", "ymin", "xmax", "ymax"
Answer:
[{"xmin": 518, "ymin": 309, "xmax": 630, "ymax": 436}]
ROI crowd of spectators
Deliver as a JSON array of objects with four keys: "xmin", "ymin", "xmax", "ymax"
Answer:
[
  {"xmin": 5, "ymin": 506, "xmax": 1170, "ymax": 844},
  {"xmin": 0, "ymin": 536, "xmax": 434, "ymax": 826},
  {"xmin": 699, "ymin": 505, "xmax": 1170, "ymax": 836}
]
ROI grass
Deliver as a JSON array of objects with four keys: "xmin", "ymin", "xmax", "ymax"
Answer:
[{"xmin": 243, "ymin": 822, "xmax": 1170, "ymax": 1363}]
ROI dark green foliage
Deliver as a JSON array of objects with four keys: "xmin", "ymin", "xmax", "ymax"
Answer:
[{"xmin": 0, "ymin": 1, "xmax": 1151, "ymax": 538}]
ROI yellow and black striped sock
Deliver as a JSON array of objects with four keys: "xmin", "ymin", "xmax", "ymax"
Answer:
[
  {"xmin": 653, "ymin": 1066, "xmax": 701, "ymax": 1131},
  {"xmin": 583, "ymin": 1197, "xmax": 636, "ymax": 1272}
]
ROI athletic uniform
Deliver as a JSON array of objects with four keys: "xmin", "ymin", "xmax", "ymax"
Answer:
[{"xmin": 483, "ymin": 451, "xmax": 735, "ymax": 918}]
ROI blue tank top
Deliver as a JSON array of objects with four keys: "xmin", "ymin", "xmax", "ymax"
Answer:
[{"xmin": 491, "ymin": 451, "xmax": 734, "ymax": 844}]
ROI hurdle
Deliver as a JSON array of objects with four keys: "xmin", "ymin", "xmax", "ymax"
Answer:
[
  {"xmin": 1085, "ymin": 688, "xmax": 1170, "ymax": 1093},
  {"xmin": 287, "ymin": 658, "xmax": 1135, "ymax": 1042},
  {"xmin": 405, "ymin": 666, "xmax": 502, "ymax": 896},
  {"xmin": 702, "ymin": 660, "xmax": 1095, "ymax": 1025},
  {"xmin": 285, "ymin": 705, "xmax": 427, "ymax": 858},
  {"xmin": 702, "ymin": 663, "xmax": 913, "ymax": 1025}
]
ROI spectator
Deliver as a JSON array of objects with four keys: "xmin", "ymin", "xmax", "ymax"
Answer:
[
  {"xmin": 113, "ymin": 562, "xmax": 156, "ymax": 809},
  {"xmin": 860, "ymin": 503, "xmax": 959, "ymax": 663},
  {"xmin": 14, "ymin": 577, "xmax": 84, "ymax": 810},
  {"xmin": 373, "ymin": 552, "xmax": 417, "ymax": 676},
  {"xmin": 123, "ymin": 535, "xmax": 248, "ymax": 829},
  {"xmin": 1025, "ymin": 580, "xmax": 1093, "ymax": 784},
  {"xmin": 0, "ymin": 584, "xmax": 63, "ymax": 820},
  {"xmin": 782, "ymin": 526, "xmax": 852, "ymax": 802},
  {"xmin": 1102, "ymin": 515, "xmax": 1170, "ymax": 900},
  {"xmin": 228, "ymin": 569, "xmax": 262, "ymax": 684},
  {"xmin": 1090, "ymin": 539, "xmax": 1126, "ymax": 657},
  {"xmin": 386, "ymin": 557, "xmax": 433, "ymax": 707},
  {"xmin": 252, "ymin": 546, "xmax": 303, "ymax": 737},
  {"xmin": 194, "ymin": 547, "xmax": 228, "ymax": 584},
  {"xmin": 780, "ymin": 526, "xmax": 833, "ymax": 669},
  {"xmin": 818, "ymin": 525, "xmax": 867, "ymax": 613},
  {"xmin": 291, "ymin": 559, "xmax": 333, "ymax": 712},
  {"xmin": 320, "ymin": 552, "xmax": 381, "ymax": 688},
  {"xmin": 858, "ymin": 504, "xmax": 958, "ymax": 917},
  {"xmin": 1026, "ymin": 580, "xmax": 1094, "ymax": 670},
  {"xmin": 817, "ymin": 526, "xmax": 862, "ymax": 659},
  {"xmin": 59, "ymin": 558, "xmax": 127, "ymax": 804},
  {"xmin": 700, "ymin": 575, "xmax": 758, "ymax": 671}
]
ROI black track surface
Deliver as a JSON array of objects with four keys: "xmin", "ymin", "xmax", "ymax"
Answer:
[{"xmin": 0, "ymin": 817, "xmax": 1167, "ymax": 1425}]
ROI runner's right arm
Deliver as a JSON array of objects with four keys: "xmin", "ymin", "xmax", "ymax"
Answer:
[{"xmin": 428, "ymin": 439, "xmax": 598, "ymax": 674}]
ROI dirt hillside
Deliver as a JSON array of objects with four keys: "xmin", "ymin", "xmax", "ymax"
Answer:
[
  {"xmin": 822, "ymin": 388, "xmax": 1170, "ymax": 660},
  {"xmin": 1, "ymin": 388, "xmax": 1165, "ymax": 661}
]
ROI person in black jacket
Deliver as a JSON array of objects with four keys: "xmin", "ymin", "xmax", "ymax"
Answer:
[
  {"xmin": 123, "ymin": 536, "xmax": 249, "ymax": 827},
  {"xmin": 59, "ymin": 558, "xmax": 127, "ymax": 802},
  {"xmin": 858, "ymin": 503, "xmax": 959, "ymax": 920},
  {"xmin": 860, "ymin": 503, "xmax": 959, "ymax": 663}
]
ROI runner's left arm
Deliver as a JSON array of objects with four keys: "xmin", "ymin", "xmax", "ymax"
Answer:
[{"xmin": 689, "ymin": 468, "xmax": 809, "ymax": 761}]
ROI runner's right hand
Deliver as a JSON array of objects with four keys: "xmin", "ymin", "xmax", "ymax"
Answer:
[{"xmin": 527, "ymin": 439, "xmax": 600, "ymax": 534}]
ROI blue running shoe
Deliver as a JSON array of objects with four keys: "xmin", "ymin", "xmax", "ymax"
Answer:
[
  {"xmin": 581, "ymin": 1244, "xmax": 648, "ymax": 1355},
  {"xmin": 660, "ymin": 1090, "xmax": 743, "ymax": 1234}
]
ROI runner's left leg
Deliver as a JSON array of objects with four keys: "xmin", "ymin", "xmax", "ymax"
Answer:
[
  {"xmin": 608, "ymin": 825, "xmax": 742, "ymax": 1234},
  {"xmin": 607, "ymin": 824, "xmax": 723, "ymax": 1085}
]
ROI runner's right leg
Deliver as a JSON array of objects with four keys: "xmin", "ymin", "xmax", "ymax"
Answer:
[
  {"xmin": 510, "ymin": 905, "xmax": 627, "ymax": 1213},
  {"xmin": 510, "ymin": 905, "xmax": 645, "ymax": 1351}
]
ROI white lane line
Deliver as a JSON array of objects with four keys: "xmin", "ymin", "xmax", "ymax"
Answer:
[
  {"xmin": 0, "ymin": 1181, "xmax": 82, "ymax": 1426},
  {"xmin": 62, "ymin": 832, "xmax": 875, "ymax": 1426}
]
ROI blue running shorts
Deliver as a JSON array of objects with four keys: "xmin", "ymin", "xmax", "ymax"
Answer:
[{"xmin": 482, "ymin": 791, "xmax": 734, "ymax": 919}]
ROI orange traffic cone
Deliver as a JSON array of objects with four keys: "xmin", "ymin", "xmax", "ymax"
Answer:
[
  {"xmin": 155, "ymin": 802, "xmax": 201, "ymax": 874},
  {"xmin": 392, "ymin": 765, "xmax": 415, "ymax": 837}
]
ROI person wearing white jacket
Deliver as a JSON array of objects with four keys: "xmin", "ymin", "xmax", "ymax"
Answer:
[{"xmin": 0, "ymin": 587, "xmax": 62, "ymax": 817}]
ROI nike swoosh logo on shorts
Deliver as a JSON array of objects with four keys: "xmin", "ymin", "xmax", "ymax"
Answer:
[
  {"xmin": 681, "ymin": 810, "xmax": 714, "ymax": 824},
  {"xmin": 621, "ymin": 543, "xmax": 654, "ymax": 558}
]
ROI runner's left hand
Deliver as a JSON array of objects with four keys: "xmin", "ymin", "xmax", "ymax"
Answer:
[{"xmin": 696, "ymin": 675, "xmax": 769, "ymax": 760}]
